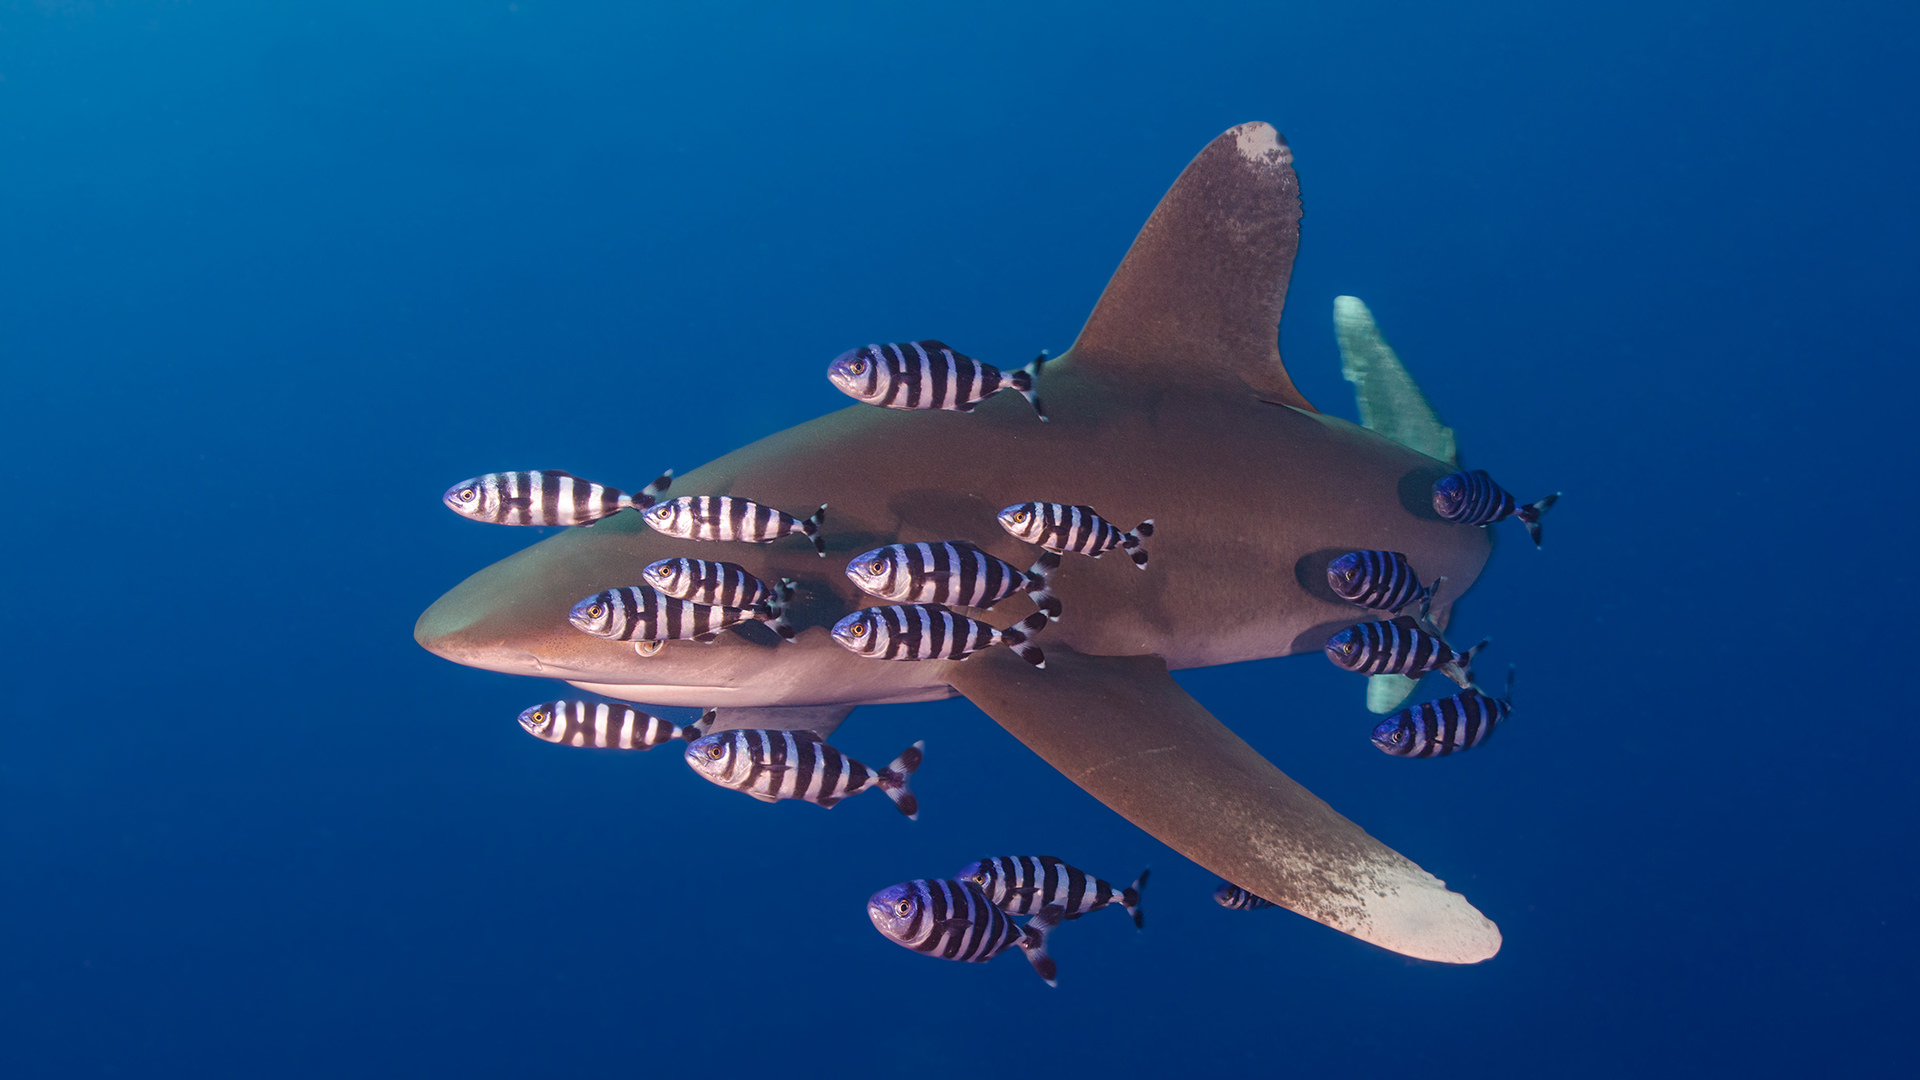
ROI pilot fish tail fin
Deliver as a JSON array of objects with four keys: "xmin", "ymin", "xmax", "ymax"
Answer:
[
  {"xmin": 1007, "ymin": 350, "xmax": 1049, "ymax": 421},
  {"xmin": 802, "ymin": 504, "xmax": 829, "ymax": 556},
  {"xmin": 877, "ymin": 740, "xmax": 926, "ymax": 819},
  {"xmin": 1019, "ymin": 903, "xmax": 1066, "ymax": 987},
  {"xmin": 684, "ymin": 708, "xmax": 717, "ymax": 740},
  {"xmin": 1443, "ymin": 638, "xmax": 1490, "ymax": 690},
  {"xmin": 1123, "ymin": 519, "xmax": 1154, "ymax": 569},
  {"xmin": 757, "ymin": 590, "xmax": 798, "ymax": 641},
  {"xmin": 1003, "ymin": 611, "xmax": 1050, "ymax": 669},
  {"xmin": 631, "ymin": 469, "xmax": 674, "ymax": 511},
  {"xmin": 1026, "ymin": 551, "xmax": 1063, "ymax": 620},
  {"xmin": 1517, "ymin": 493, "xmax": 1561, "ymax": 548},
  {"xmin": 1123, "ymin": 868, "xmax": 1150, "ymax": 930}
]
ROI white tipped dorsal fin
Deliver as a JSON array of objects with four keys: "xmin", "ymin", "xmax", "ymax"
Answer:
[{"xmin": 1066, "ymin": 122, "xmax": 1313, "ymax": 411}]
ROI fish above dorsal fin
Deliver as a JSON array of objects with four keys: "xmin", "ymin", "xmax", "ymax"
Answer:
[{"xmin": 1065, "ymin": 122, "xmax": 1314, "ymax": 411}]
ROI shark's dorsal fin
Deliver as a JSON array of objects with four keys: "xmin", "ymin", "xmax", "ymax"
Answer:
[{"xmin": 1066, "ymin": 122, "xmax": 1313, "ymax": 411}]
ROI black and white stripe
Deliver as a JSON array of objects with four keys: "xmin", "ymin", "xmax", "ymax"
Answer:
[
  {"xmin": 958, "ymin": 856, "xmax": 1148, "ymax": 929},
  {"xmin": 566, "ymin": 585, "xmax": 792, "ymax": 645},
  {"xmin": 866, "ymin": 878, "xmax": 1064, "ymax": 985},
  {"xmin": 830, "ymin": 604, "xmax": 1048, "ymax": 668},
  {"xmin": 641, "ymin": 558, "xmax": 790, "ymax": 609},
  {"xmin": 1432, "ymin": 468, "xmax": 1561, "ymax": 548},
  {"xmin": 442, "ymin": 469, "xmax": 671, "ymax": 526},
  {"xmin": 1371, "ymin": 667, "xmax": 1515, "ymax": 758},
  {"xmin": 1213, "ymin": 882, "xmax": 1277, "ymax": 910},
  {"xmin": 682, "ymin": 729, "xmax": 923, "ymax": 816},
  {"xmin": 845, "ymin": 542, "xmax": 1061, "ymax": 619},
  {"xmin": 643, "ymin": 496, "xmax": 828, "ymax": 556},
  {"xmin": 516, "ymin": 700, "xmax": 713, "ymax": 749},
  {"xmin": 826, "ymin": 341, "xmax": 1048, "ymax": 420},
  {"xmin": 1324, "ymin": 615, "xmax": 1486, "ymax": 689},
  {"xmin": 1326, "ymin": 550, "xmax": 1439, "ymax": 614},
  {"xmin": 997, "ymin": 502, "xmax": 1154, "ymax": 569}
]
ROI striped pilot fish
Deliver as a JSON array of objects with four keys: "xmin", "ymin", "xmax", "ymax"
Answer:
[
  {"xmin": 641, "ymin": 558, "xmax": 792, "ymax": 610},
  {"xmin": 827, "ymin": 340, "xmax": 1048, "ymax": 421},
  {"xmin": 957, "ymin": 856, "xmax": 1148, "ymax": 930},
  {"xmin": 1213, "ymin": 882, "xmax": 1277, "ymax": 910},
  {"xmin": 1324, "ymin": 615, "xmax": 1486, "ymax": 689},
  {"xmin": 442, "ymin": 469, "xmax": 672, "ymax": 527},
  {"xmin": 831, "ymin": 604, "xmax": 1049, "ymax": 669},
  {"xmin": 1372, "ymin": 666, "xmax": 1516, "ymax": 758},
  {"xmin": 568, "ymin": 585, "xmax": 794, "ymax": 648},
  {"xmin": 1326, "ymin": 550, "xmax": 1443, "ymax": 614},
  {"xmin": 643, "ymin": 496, "xmax": 827, "ymax": 557},
  {"xmin": 867, "ymin": 878, "xmax": 1066, "ymax": 986},
  {"xmin": 845, "ymin": 542, "xmax": 1062, "ymax": 620},
  {"xmin": 997, "ymin": 502, "xmax": 1154, "ymax": 569},
  {"xmin": 517, "ymin": 700, "xmax": 713, "ymax": 750},
  {"xmin": 683, "ymin": 729, "xmax": 924, "ymax": 817},
  {"xmin": 1432, "ymin": 468, "xmax": 1562, "ymax": 548}
]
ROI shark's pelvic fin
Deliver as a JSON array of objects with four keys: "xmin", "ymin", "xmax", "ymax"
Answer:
[
  {"xmin": 944, "ymin": 646, "xmax": 1500, "ymax": 964},
  {"xmin": 1066, "ymin": 122, "xmax": 1314, "ymax": 412},
  {"xmin": 1335, "ymin": 295, "xmax": 1458, "ymax": 467}
]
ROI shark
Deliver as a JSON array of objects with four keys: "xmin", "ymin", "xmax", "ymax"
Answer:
[{"xmin": 414, "ymin": 122, "xmax": 1502, "ymax": 964}]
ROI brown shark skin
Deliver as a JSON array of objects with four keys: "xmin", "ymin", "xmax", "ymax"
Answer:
[{"xmin": 414, "ymin": 122, "xmax": 1502, "ymax": 961}]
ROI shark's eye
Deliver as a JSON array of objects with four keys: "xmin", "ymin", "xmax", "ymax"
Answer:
[
  {"xmin": 868, "ymin": 560, "xmax": 885, "ymax": 575},
  {"xmin": 587, "ymin": 603, "xmax": 605, "ymax": 619},
  {"xmin": 894, "ymin": 898, "xmax": 912, "ymax": 917},
  {"xmin": 705, "ymin": 743, "xmax": 724, "ymax": 760}
]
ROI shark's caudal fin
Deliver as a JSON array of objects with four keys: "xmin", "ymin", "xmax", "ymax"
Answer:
[
  {"xmin": 1063, "ymin": 123, "xmax": 1314, "ymax": 411},
  {"xmin": 945, "ymin": 647, "xmax": 1501, "ymax": 964}
]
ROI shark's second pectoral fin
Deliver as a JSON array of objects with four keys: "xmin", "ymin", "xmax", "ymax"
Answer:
[{"xmin": 943, "ymin": 646, "xmax": 1501, "ymax": 964}]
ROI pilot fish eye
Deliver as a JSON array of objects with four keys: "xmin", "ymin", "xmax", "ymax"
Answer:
[
  {"xmin": 457, "ymin": 488, "xmax": 476, "ymax": 502},
  {"xmin": 850, "ymin": 623, "xmax": 867, "ymax": 637},
  {"xmin": 1013, "ymin": 510, "xmax": 1029, "ymax": 523},
  {"xmin": 705, "ymin": 744, "xmax": 724, "ymax": 760},
  {"xmin": 894, "ymin": 898, "xmax": 912, "ymax": 916},
  {"xmin": 849, "ymin": 359, "xmax": 867, "ymax": 375},
  {"xmin": 530, "ymin": 710, "xmax": 547, "ymax": 724},
  {"xmin": 587, "ymin": 603, "xmax": 605, "ymax": 618},
  {"xmin": 867, "ymin": 560, "xmax": 885, "ymax": 575},
  {"xmin": 971, "ymin": 873, "xmax": 986, "ymax": 885}
]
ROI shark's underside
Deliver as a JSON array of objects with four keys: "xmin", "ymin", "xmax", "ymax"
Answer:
[{"xmin": 416, "ymin": 123, "xmax": 1502, "ymax": 963}]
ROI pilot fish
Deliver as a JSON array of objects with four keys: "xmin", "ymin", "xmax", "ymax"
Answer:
[
  {"xmin": 867, "ymin": 878, "xmax": 1065, "ymax": 986},
  {"xmin": 442, "ymin": 469, "xmax": 672, "ymax": 527},
  {"xmin": 827, "ymin": 340, "xmax": 1048, "ymax": 421},
  {"xmin": 643, "ymin": 496, "xmax": 827, "ymax": 556},
  {"xmin": 683, "ymin": 729, "xmax": 924, "ymax": 817},
  {"xmin": 997, "ymin": 502, "xmax": 1153, "ymax": 568},
  {"xmin": 1326, "ymin": 550, "xmax": 1441, "ymax": 614},
  {"xmin": 1324, "ymin": 615, "xmax": 1486, "ymax": 689},
  {"xmin": 1432, "ymin": 469, "xmax": 1561, "ymax": 548},
  {"xmin": 846, "ymin": 542, "xmax": 1062, "ymax": 620},
  {"xmin": 956, "ymin": 855, "xmax": 1148, "ymax": 929},
  {"xmin": 1213, "ymin": 882, "xmax": 1277, "ymax": 910},
  {"xmin": 568, "ymin": 585, "xmax": 794, "ymax": 645},
  {"xmin": 641, "ymin": 558, "xmax": 791, "ymax": 610},
  {"xmin": 1371, "ymin": 667, "xmax": 1516, "ymax": 758},
  {"xmin": 831, "ymin": 604, "xmax": 1048, "ymax": 669},
  {"xmin": 517, "ymin": 700, "xmax": 712, "ymax": 750}
]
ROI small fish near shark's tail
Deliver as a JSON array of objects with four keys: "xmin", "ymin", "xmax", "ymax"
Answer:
[
  {"xmin": 1516, "ymin": 492, "xmax": 1561, "ymax": 548},
  {"xmin": 683, "ymin": 708, "xmax": 717, "ymax": 741},
  {"xmin": 1441, "ymin": 638, "xmax": 1491, "ymax": 690},
  {"xmin": 799, "ymin": 504, "xmax": 829, "ymax": 556},
  {"xmin": 877, "ymin": 740, "xmax": 926, "ymax": 819},
  {"xmin": 1122, "ymin": 868, "xmax": 1150, "ymax": 930},
  {"xmin": 1123, "ymin": 519, "xmax": 1155, "ymax": 569},
  {"xmin": 1018, "ymin": 903, "xmax": 1066, "ymax": 987},
  {"xmin": 628, "ymin": 469, "xmax": 674, "ymax": 512},
  {"xmin": 1025, "ymin": 551, "xmax": 1064, "ymax": 621},
  {"xmin": 1001, "ymin": 611, "xmax": 1051, "ymax": 669},
  {"xmin": 1006, "ymin": 349, "xmax": 1049, "ymax": 421}
]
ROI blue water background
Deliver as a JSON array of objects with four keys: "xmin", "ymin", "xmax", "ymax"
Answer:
[{"xmin": 3, "ymin": 2, "xmax": 1913, "ymax": 1074}]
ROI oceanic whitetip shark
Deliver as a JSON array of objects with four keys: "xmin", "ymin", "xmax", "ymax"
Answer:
[{"xmin": 415, "ymin": 123, "xmax": 1502, "ymax": 964}]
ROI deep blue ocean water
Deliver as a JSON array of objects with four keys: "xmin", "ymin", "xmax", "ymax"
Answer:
[{"xmin": 4, "ymin": 2, "xmax": 1913, "ymax": 1075}]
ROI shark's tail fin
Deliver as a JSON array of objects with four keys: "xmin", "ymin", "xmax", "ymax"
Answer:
[
  {"xmin": 1026, "ymin": 551, "xmax": 1063, "ymax": 620},
  {"xmin": 1122, "ymin": 868, "xmax": 1150, "ymax": 930},
  {"xmin": 877, "ymin": 740, "xmax": 925, "ymax": 819},
  {"xmin": 1122, "ymin": 519, "xmax": 1155, "ymax": 569},
  {"xmin": 1006, "ymin": 350, "xmax": 1049, "ymax": 421},
  {"xmin": 1517, "ymin": 492, "xmax": 1560, "ymax": 548},
  {"xmin": 1018, "ymin": 903, "xmax": 1065, "ymax": 987},
  {"xmin": 800, "ymin": 504, "xmax": 828, "ymax": 556},
  {"xmin": 1002, "ymin": 611, "xmax": 1050, "ymax": 669}
]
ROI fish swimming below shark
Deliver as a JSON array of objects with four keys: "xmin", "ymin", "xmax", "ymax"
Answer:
[{"xmin": 415, "ymin": 122, "xmax": 1518, "ymax": 965}]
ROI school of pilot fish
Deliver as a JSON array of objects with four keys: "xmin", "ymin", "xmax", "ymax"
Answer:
[{"xmin": 439, "ymin": 338, "xmax": 1560, "ymax": 984}]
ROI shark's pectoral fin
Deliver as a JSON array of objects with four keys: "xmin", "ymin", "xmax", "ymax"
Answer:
[
  {"xmin": 701, "ymin": 705, "xmax": 856, "ymax": 741},
  {"xmin": 943, "ymin": 646, "xmax": 1501, "ymax": 964}
]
